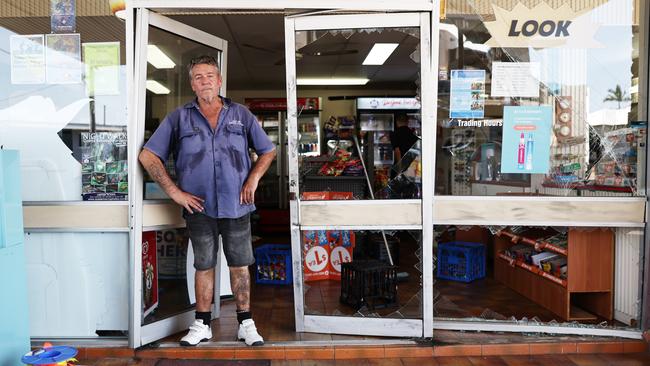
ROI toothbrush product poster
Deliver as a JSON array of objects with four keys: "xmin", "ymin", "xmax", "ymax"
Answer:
[{"xmin": 501, "ymin": 106, "xmax": 552, "ymax": 174}]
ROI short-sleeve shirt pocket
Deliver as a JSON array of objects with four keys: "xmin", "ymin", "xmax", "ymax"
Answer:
[
  {"xmin": 226, "ymin": 123, "xmax": 246, "ymax": 151},
  {"xmin": 178, "ymin": 127, "xmax": 203, "ymax": 155}
]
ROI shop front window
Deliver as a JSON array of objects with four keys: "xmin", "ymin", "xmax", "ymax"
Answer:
[
  {"xmin": 436, "ymin": 0, "xmax": 647, "ymax": 197},
  {"xmin": 433, "ymin": 225, "xmax": 642, "ymax": 329},
  {"xmin": 0, "ymin": 1, "xmax": 128, "ymax": 201}
]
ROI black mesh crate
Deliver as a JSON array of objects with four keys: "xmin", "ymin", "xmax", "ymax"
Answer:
[{"xmin": 340, "ymin": 259, "xmax": 398, "ymax": 310}]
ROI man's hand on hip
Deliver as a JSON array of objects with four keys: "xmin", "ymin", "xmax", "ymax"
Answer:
[
  {"xmin": 240, "ymin": 178, "xmax": 258, "ymax": 205},
  {"xmin": 170, "ymin": 190, "xmax": 205, "ymax": 213}
]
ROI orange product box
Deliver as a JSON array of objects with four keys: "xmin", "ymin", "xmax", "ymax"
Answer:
[
  {"xmin": 329, "ymin": 191, "xmax": 354, "ymax": 200},
  {"xmin": 303, "ymin": 230, "xmax": 330, "ymax": 281},
  {"xmin": 328, "ymin": 230, "xmax": 356, "ymax": 280},
  {"xmin": 301, "ymin": 191, "xmax": 330, "ymax": 200}
]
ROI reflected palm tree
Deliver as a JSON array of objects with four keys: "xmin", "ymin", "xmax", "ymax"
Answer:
[{"xmin": 603, "ymin": 84, "xmax": 631, "ymax": 109}]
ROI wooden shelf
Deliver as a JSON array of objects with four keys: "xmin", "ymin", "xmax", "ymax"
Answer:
[
  {"xmin": 494, "ymin": 228, "xmax": 613, "ymax": 321},
  {"xmin": 497, "ymin": 254, "xmax": 567, "ymax": 287},
  {"xmin": 570, "ymin": 305, "xmax": 597, "ymax": 321}
]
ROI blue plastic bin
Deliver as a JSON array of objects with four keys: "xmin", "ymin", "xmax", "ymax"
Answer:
[
  {"xmin": 436, "ymin": 241, "xmax": 485, "ymax": 283},
  {"xmin": 254, "ymin": 244, "xmax": 292, "ymax": 285}
]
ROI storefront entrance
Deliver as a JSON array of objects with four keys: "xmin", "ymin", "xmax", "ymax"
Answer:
[
  {"xmin": 3, "ymin": 0, "xmax": 647, "ymax": 351},
  {"xmin": 128, "ymin": 4, "xmax": 434, "ymax": 348},
  {"xmin": 125, "ymin": 1, "xmax": 648, "ymax": 349}
]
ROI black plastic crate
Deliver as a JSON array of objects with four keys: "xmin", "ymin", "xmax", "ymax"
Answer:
[{"xmin": 340, "ymin": 259, "xmax": 398, "ymax": 310}]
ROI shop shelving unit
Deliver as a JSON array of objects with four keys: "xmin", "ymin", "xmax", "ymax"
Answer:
[{"xmin": 494, "ymin": 228, "xmax": 614, "ymax": 321}]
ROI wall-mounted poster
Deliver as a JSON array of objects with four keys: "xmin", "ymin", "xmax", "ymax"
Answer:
[
  {"xmin": 450, "ymin": 69, "xmax": 485, "ymax": 119},
  {"xmin": 81, "ymin": 132, "xmax": 128, "ymax": 201},
  {"xmin": 45, "ymin": 33, "xmax": 81, "ymax": 84},
  {"xmin": 50, "ymin": 0, "xmax": 76, "ymax": 33},
  {"xmin": 10, "ymin": 35, "xmax": 45, "ymax": 84},
  {"xmin": 501, "ymin": 106, "xmax": 552, "ymax": 174},
  {"xmin": 82, "ymin": 42, "xmax": 120, "ymax": 96}
]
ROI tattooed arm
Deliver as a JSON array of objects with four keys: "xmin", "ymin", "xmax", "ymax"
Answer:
[{"xmin": 139, "ymin": 148, "xmax": 204, "ymax": 213}]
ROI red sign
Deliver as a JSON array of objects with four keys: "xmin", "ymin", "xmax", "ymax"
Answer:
[
  {"xmin": 303, "ymin": 230, "xmax": 330, "ymax": 282},
  {"xmin": 142, "ymin": 231, "xmax": 158, "ymax": 317},
  {"xmin": 328, "ymin": 230, "xmax": 355, "ymax": 280},
  {"xmin": 245, "ymin": 97, "xmax": 320, "ymax": 111}
]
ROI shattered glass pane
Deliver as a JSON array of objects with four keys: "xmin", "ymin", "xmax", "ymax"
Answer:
[
  {"xmin": 296, "ymin": 25, "xmax": 422, "ymax": 201},
  {"xmin": 432, "ymin": 224, "xmax": 643, "ymax": 332},
  {"xmin": 436, "ymin": 0, "xmax": 646, "ymax": 197},
  {"xmin": 302, "ymin": 230, "xmax": 423, "ymax": 319}
]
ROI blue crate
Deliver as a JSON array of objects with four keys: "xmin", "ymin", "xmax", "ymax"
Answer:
[
  {"xmin": 436, "ymin": 241, "xmax": 485, "ymax": 283},
  {"xmin": 254, "ymin": 244, "xmax": 292, "ymax": 285}
]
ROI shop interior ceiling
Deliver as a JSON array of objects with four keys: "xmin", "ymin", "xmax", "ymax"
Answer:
[{"xmin": 0, "ymin": 8, "xmax": 421, "ymax": 91}]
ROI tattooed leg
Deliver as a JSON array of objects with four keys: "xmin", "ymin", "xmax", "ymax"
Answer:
[
  {"xmin": 229, "ymin": 266, "xmax": 250, "ymax": 311},
  {"xmin": 195, "ymin": 269, "xmax": 215, "ymax": 312}
]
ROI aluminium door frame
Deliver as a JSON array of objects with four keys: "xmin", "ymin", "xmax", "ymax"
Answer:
[
  {"xmin": 285, "ymin": 11, "xmax": 434, "ymax": 338},
  {"xmin": 128, "ymin": 7, "xmax": 229, "ymax": 348}
]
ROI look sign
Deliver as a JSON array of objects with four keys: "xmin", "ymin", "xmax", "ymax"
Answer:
[{"xmin": 484, "ymin": 3, "xmax": 602, "ymax": 48}]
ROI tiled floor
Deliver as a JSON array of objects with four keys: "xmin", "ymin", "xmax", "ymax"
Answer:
[
  {"xmin": 141, "ymin": 230, "xmax": 633, "ymax": 348},
  {"xmin": 90, "ymin": 353, "xmax": 650, "ymax": 366}
]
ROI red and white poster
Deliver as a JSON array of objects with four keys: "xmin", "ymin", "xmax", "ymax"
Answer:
[{"xmin": 142, "ymin": 231, "xmax": 158, "ymax": 317}]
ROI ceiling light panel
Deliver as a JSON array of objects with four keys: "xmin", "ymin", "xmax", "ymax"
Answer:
[
  {"xmin": 362, "ymin": 43, "xmax": 399, "ymax": 65},
  {"xmin": 147, "ymin": 45, "xmax": 175, "ymax": 69},
  {"xmin": 297, "ymin": 78, "xmax": 369, "ymax": 86},
  {"xmin": 146, "ymin": 80, "xmax": 171, "ymax": 94}
]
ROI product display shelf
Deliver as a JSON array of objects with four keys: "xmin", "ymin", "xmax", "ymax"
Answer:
[
  {"xmin": 496, "ymin": 253, "xmax": 567, "ymax": 287},
  {"xmin": 494, "ymin": 228, "xmax": 614, "ymax": 321},
  {"xmin": 496, "ymin": 229, "xmax": 568, "ymax": 256}
]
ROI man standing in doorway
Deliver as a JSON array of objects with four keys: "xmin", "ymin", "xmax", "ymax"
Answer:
[{"xmin": 139, "ymin": 55, "xmax": 276, "ymax": 347}]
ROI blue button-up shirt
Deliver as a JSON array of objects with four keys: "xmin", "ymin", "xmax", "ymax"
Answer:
[{"xmin": 144, "ymin": 97, "xmax": 275, "ymax": 219}]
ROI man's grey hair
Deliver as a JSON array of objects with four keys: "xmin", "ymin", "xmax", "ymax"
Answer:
[{"xmin": 188, "ymin": 55, "xmax": 221, "ymax": 79}]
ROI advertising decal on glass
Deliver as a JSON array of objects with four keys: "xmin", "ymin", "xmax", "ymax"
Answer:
[
  {"xmin": 45, "ymin": 33, "xmax": 82, "ymax": 84},
  {"xmin": 483, "ymin": 3, "xmax": 602, "ymax": 48},
  {"xmin": 142, "ymin": 231, "xmax": 159, "ymax": 318},
  {"xmin": 450, "ymin": 70, "xmax": 485, "ymax": 119},
  {"xmin": 10, "ymin": 35, "xmax": 45, "ymax": 84},
  {"xmin": 491, "ymin": 62, "xmax": 540, "ymax": 98},
  {"xmin": 501, "ymin": 106, "xmax": 552, "ymax": 174},
  {"xmin": 82, "ymin": 42, "xmax": 121, "ymax": 96},
  {"xmin": 81, "ymin": 132, "xmax": 128, "ymax": 201},
  {"xmin": 50, "ymin": 0, "xmax": 76, "ymax": 34}
]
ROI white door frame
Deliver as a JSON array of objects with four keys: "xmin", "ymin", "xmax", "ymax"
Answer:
[
  {"xmin": 128, "ymin": 8, "xmax": 229, "ymax": 348},
  {"xmin": 284, "ymin": 11, "xmax": 434, "ymax": 338}
]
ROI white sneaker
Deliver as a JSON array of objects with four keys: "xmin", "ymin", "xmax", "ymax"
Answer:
[
  {"xmin": 237, "ymin": 319, "xmax": 264, "ymax": 346},
  {"xmin": 180, "ymin": 319, "xmax": 212, "ymax": 346}
]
